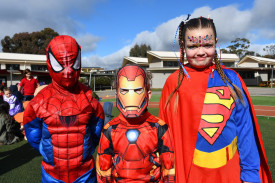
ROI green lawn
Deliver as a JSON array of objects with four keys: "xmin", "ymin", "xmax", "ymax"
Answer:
[
  {"xmin": 101, "ymin": 95, "xmax": 275, "ymax": 106},
  {"xmin": 0, "ymin": 107, "xmax": 274, "ymax": 182},
  {"xmin": 251, "ymin": 96, "xmax": 275, "ymax": 106}
]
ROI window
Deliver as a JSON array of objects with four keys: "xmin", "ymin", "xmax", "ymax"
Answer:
[
  {"xmin": 223, "ymin": 62, "xmax": 235, "ymax": 68},
  {"xmin": 163, "ymin": 61, "xmax": 179, "ymax": 67},
  {"xmin": 31, "ymin": 65, "xmax": 48, "ymax": 71},
  {"xmin": 259, "ymin": 64, "xmax": 265, "ymax": 67},
  {"xmin": 238, "ymin": 71, "xmax": 255, "ymax": 79},
  {"xmin": 6, "ymin": 64, "xmax": 20, "ymax": 70}
]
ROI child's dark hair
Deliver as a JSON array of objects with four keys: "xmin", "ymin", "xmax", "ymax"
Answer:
[
  {"xmin": 24, "ymin": 69, "xmax": 31, "ymax": 75},
  {"xmin": 0, "ymin": 101, "xmax": 10, "ymax": 114},
  {"xmin": 166, "ymin": 17, "xmax": 243, "ymax": 110}
]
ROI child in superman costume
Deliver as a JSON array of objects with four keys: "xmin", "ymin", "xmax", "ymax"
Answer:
[
  {"xmin": 97, "ymin": 65, "xmax": 175, "ymax": 182},
  {"xmin": 159, "ymin": 17, "xmax": 272, "ymax": 183},
  {"xmin": 23, "ymin": 35, "xmax": 104, "ymax": 183}
]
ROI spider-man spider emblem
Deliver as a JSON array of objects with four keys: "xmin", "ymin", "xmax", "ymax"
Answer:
[{"xmin": 24, "ymin": 35, "xmax": 104, "ymax": 183}]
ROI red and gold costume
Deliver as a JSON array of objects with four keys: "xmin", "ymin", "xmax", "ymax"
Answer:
[
  {"xmin": 159, "ymin": 65, "xmax": 272, "ymax": 183},
  {"xmin": 24, "ymin": 36, "xmax": 104, "ymax": 183},
  {"xmin": 97, "ymin": 65, "xmax": 175, "ymax": 182}
]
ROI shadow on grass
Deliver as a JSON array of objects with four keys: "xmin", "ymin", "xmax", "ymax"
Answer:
[{"xmin": 0, "ymin": 142, "xmax": 40, "ymax": 175}]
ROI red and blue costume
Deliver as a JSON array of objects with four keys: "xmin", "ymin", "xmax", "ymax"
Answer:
[
  {"xmin": 24, "ymin": 35, "xmax": 104, "ymax": 183},
  {"xmin": 97, "ymin": 65, "xmax": 175, "ymax": 182},
  {"xmin": 159, "ymin": 65, "xmax": 272, "ymax": 183}
]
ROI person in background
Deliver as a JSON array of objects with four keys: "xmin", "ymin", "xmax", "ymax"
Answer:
[
  {"xmin": 18, "ymin": 69, "xmax": 40, "ymax": 101},
  {"xmin": 3, "ymin": 87, "xmax": 22, "ymax": 117},
  {"xmin": 0, "ymin": 100, "xmax": 20, "ymax": 145},
  {"xmin": 159, "ymin": 17, "xmax": 272, "ymax": 183},
  {"xmin": 10, "ymin": 85, "xmax": 24, "ymax": 109},
  {"xmin": 0, "ymin": 85, "xmax": 4, "ymax": 100}
]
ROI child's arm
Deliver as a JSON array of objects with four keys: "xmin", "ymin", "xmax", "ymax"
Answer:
[
  {"xmin": 9, "ymin": 95, "xmax": 21, "ymax": 116},
  {"xmin": 157, "ymin": 120, "xmax": 175, "ymax": 182},
  {"xmin": 23, "ymin": 103, "xmax": 42, "ymax": 151},
  {"xmin": 96, "ymin": 124, "xmax": 113, "ymax": 182}
]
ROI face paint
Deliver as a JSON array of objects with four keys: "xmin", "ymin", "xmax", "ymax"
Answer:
[
  {"xmin": 116, "ymin": 65, "xmax": 148, "ymax": 118},
  {"xmin": 185, "ymin": 28, "xmax": 216, "ymax": 69},
  {"xmin": 46, "ymin": 35, "xmax": 81, "ymax": 88},
  {"xmin": 187, "ymin": 35, "xmax": 214, "ymax": 48}
]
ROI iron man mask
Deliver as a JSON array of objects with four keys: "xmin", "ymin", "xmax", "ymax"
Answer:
[
  {"xmin": 116, "ymin": 65, "xmax": 149, "ymax": 118},
  {"xmin": 46, "ymin": 35, "xmax": 81, "ymax": 89}
]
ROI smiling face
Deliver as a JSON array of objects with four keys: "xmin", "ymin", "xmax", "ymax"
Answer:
[{"xmin": 184, "ymin": 27, "xmax": 216, "ymax": 69}]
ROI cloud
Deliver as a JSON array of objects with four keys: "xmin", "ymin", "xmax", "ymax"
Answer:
[
  {"xmin": 75, "ymin": 34, "xmax": 102, "ymax": 53},
  {"xmin": 82, "ymin": 46, "xmax": 131, "ymax": 69},
  {"xmin": 249, "ymin": 43, "xmax": 275, "ymax": 56},
  {"xmin": 0, "ymin": 0, "xmax": 102, "ymax": 53},
  {"xmin": 82, "ymin": 0, "xmax": 275, "ymax": 69}
]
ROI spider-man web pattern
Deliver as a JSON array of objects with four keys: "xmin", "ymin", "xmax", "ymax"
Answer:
[
  {"xmin": 96, "ymin": 112, "xmax": 175, "ymax": 182},
  {"xmin": 24, "ymin": 35, "xmax": 104, "ymax": 183}
]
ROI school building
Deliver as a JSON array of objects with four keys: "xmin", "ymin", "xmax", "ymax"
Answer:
[
  {"xmin": 123, "ymin": 51, "xmax": 275, "ymax": 88},
  {"xmin": 0, "ymin": 52, "xmax": 111, "ymax": 87},
  {"xmin": 0, "ymin": 51, "xmax": 274, "ymax": 88}
]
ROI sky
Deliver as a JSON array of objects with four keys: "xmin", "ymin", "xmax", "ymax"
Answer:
[{"xmin": 0, "ymin": 0, "xmax": 274, "ymax": 69}]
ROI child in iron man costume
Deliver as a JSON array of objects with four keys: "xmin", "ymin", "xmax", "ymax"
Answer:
[
  {"xmin": 23, "ymin": 35, "xmax": 104, "ymax": 183},
  {"xmin": 96, "ymin": 65, "xmax": 175, "ymax": 182}
]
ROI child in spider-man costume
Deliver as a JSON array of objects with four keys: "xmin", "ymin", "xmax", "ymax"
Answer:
[
  {"xmin": 96, "ymin": 65, "xmax": 175, "ymax": 182},
  {"xmin": 23, "ymin": 35, "xmax": 104, "ymax": 183}
]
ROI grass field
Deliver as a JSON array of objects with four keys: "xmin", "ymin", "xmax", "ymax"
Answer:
[{"xmin": 0, "ymin": 102, "xmax": 274, "ymax": 182}]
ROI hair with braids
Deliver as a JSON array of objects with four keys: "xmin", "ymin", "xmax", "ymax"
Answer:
[{"xmin": 165, "ymin": 17, "xmax": 244, "ymax": 110}]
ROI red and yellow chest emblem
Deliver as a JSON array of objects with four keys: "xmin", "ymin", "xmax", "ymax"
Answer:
[{"xmin": 199, "ymin": 86, "xmax": 235, "ymax": 145}]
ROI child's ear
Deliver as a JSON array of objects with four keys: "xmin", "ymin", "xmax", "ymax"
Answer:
[{"xmin": 148, "ymin": 90, "xmax": 152, "ymax": 101}]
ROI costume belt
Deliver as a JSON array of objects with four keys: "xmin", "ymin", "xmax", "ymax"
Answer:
[{"xmin": 193, "ymin": 136, "xmax": 237, "ymax": 168}]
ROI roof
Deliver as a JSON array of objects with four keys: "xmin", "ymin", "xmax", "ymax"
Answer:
[
  {"xmin": 238, "ymin": 55, "xmax": 275, "ymax": 66},
  {"xmin": 0, "ymin": 52, "xmax": 46, "ymax": 62},
  {"xmin": 219, "ymin": 53, "xmax": 239, "ymax": 60},
  {"xmin": 122, "ymin": 56, "xmax": 149, "ymax": 66}
]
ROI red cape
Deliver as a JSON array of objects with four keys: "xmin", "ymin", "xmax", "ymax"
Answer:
[{"xmin": 159, "ymin": 66, "xmax": 272, "ymax": 183}]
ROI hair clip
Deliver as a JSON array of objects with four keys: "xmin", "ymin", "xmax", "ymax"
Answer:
[{"xmin": 207, "ymin": 14, "xmax": 211, "ymax": 20}]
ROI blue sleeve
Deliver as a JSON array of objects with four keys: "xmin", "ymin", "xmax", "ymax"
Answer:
[
  {"xmin": 227, "ymin": 70, "xmax": 261, "ymax": 182},
  {"xmin": 83, "ymin": 98, "xmax": 104, "ymax": 161},
  {"xmin": 24, "ymin": 104, "xmax": 43, "ymax": 151}
]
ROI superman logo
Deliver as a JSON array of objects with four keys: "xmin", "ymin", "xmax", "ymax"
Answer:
[{"xmin": 198, "ymin": 86, "xmax": 235, "ymax": 145}]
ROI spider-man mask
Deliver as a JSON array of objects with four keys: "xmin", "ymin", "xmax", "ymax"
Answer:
[
  {"xmin": 116, "ymin": 65, "xmax": 149, "ymax": 118},
  {"xmin": 46, "ymin": 35, "xmax": 81, "ymax": 88}
]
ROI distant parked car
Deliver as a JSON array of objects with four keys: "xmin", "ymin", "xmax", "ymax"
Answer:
[
  {"xmin": 259, "ymin": 81, "xmax": 275, "ymax": 87},
  {"xmin": 258, "ymin": 81, "xmax": 270, "ymax": 87},
  {"xmin": 268, "ymin": 81, "xmax": 275, "ymax": 87}
]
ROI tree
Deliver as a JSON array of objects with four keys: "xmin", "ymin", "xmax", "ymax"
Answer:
[
  {"xmin": 225, "ymin": 38, "xmax": 251, "ymax": 59},
  {"xmin": 263, "ymin": 45, "xmax": 275, "ymax": 59},
  {"xmin": 1, "ymin": 28, "xmax": 59, "ymax": 54},
  {"xmin": 129, "ymin": 44, "xmax": 151, "ymax": 57}
]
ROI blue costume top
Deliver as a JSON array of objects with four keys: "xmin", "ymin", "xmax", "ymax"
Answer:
[{"xmin": 193, "ymin": 68, "xmax": 260, "ymax": 182}]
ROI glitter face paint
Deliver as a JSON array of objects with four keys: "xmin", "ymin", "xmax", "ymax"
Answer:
[{"xmin": 187, "ymin": 35, "xmax": 214, "ymax": 48}]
